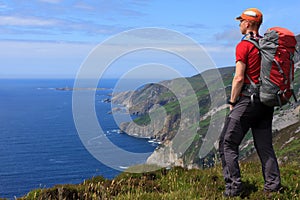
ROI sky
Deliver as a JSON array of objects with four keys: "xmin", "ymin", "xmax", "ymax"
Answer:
[{"xmin": 0, "ymin": 0, "xmax": 299, "ymax": 79}]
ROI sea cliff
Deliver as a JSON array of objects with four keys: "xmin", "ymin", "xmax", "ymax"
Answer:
[{"xmin": 112, "ymin": 63, "xmax": 300, "ymax": 169}]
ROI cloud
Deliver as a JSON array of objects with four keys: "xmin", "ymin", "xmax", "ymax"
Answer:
[
  {"xmin": 0, "ymin": 0, "xmax": 152, "ymax": 43},
  {"xmin": 0, "ymin": 14, "xmax": 132, "ymax": 42},
  {"xmin": 38, "ymin": 0, "xmax": 63, "ymax": 4},
  {"xmin": 214, "ymin": 27, "xmax": 240, "ymax": 45},
  {"xmin": 0, "ymin": 16, "xmax": 59, "ymax": 26},
  {"xmin": 73, "ymin": 2, "xmax": 95, "ymax": 11},
  {"xmin": 72, "ymin": 1, "xmax": 147, "ymax": 18},
  {"xmin": 0, "ymin": 1, "xmax": 149, "ymax": 38},
  {"xmin": 0, "ymin": 40, "xmax": 94, "ymax": 59},
  {"xmin": 0, "ymin": 40, "xmax": 95, "ymax": 78},
  {"xmin": 175, "ymin": 23, "xmax": 208, "ymax": 30},
  {"xmin": 0, "ymin": 2, "xmax": 8, "ymax": 9}
]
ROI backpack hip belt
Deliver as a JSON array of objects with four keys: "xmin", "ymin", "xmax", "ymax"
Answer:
[{"xmin": 241, "ymin": 83, "xmax": 259, "ymax": 97}]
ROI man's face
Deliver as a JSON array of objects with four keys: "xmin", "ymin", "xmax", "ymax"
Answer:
[{"xmin": 239, "ymin": 20, "xmax": 248, "ymax": 35}]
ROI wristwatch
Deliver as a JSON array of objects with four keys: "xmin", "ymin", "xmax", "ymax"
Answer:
[{"xmin": 227, "ymin": 100, "xmax": 237, "ymax": 106}]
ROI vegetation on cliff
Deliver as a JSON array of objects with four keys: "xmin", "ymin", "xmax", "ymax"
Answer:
[
  {"xmin": 20, "ymin": 162, "xmax": 299, "ymax": 200},
  {"xmin": 113, "ymin": 64, "xmax": 300, "ymax": 168}
]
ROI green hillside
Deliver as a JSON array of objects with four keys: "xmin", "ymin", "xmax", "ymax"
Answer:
[{"xmin": 116, "ymin": 65, "xmax": 300, "ymax": 168}]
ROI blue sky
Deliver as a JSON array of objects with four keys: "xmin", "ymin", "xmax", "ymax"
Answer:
[{"xmin": 1, "ymin": 0, "xmax": 299, "ymax": 79}]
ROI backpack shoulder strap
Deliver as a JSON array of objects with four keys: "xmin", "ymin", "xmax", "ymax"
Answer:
[
  {"xmin": 240, "ymin": 33, "xmax": 261, "ymax": 102},
  {"xmin": 240, "ymin": 33, "xmax": 260, "ymax": 87},
  {"xmin": 242, "ymin": 33, "xmax": 260, "ymax": 49}
]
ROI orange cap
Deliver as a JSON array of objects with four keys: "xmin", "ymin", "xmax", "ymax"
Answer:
[{"xmin": 236, "ymin": 8, "xmax": 263, "ymax": 23}]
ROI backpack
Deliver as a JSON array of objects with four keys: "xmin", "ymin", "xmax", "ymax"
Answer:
[{"xmin": 244, "ymin": 27, "xmax": 298, "ymax": 107}]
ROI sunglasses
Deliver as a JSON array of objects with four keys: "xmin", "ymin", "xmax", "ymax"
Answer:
[{"xmin": 239, "ymin": 20, "xmax": 247, "ymax": 26}]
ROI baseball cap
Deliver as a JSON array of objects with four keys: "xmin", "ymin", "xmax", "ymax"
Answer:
[{"xmin": 236, "ymin": 8, "xmax": 263, "ymax": 23}]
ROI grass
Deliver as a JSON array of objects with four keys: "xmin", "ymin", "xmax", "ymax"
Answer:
[{"xmin": 17, "ymin": 160, "xmax": 300, "ymax": 200}]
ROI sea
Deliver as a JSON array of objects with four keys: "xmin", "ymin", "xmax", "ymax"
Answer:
[{"xmin": 0, "ymin": 79, "xmax": 157, "ymax": 199}]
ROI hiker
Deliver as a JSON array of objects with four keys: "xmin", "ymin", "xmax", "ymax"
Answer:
[{"xmin": 218, "ymin": 8, "xmax": 281, "ymax": 197}]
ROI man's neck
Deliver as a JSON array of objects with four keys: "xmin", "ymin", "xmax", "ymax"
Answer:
[{"xmin": 246, "ymin": 30, "xmax": 258, "ymax": 35}]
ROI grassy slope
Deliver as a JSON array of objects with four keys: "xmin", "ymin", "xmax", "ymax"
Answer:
[
  {"xmin": 244, "ymin": 119, "xmax": 300, "ymax": 165},
  {"xmin": 20, "ymin": 162, "xmax": 299, "ymax": 200}
]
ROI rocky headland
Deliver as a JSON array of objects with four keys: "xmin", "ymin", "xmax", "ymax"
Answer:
[{"xmin": 111, "ymin": 42, "xmax": 300, "ymax": 168}]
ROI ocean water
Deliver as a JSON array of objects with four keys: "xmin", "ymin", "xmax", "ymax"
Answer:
[{"xmin": 0, "ymin": 79, "xmax": 156, "ymax": 199}]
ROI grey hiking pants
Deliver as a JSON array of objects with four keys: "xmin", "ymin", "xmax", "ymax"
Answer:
[{"xmin": 219, "ymin": 96, "xmax": 281, "ymax": 193}]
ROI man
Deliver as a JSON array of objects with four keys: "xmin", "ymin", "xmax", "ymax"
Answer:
[{"xmin": 218, "ymin": 8, "xmax": 281, "ymax": 197}]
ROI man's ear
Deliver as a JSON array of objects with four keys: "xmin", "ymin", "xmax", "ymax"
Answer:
[{"xmin": 245, "ymin": 21, "xmax": 250, "ymax": 28}]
